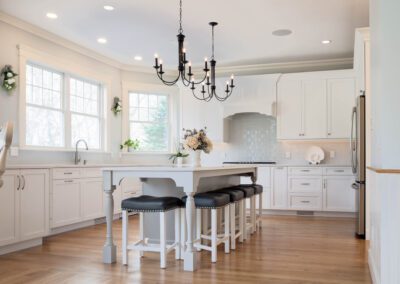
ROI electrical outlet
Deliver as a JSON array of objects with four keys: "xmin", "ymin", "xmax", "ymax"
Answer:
[
  {"xmin": 10, "ymin": 147, "xmax": 19, "ymax": 157},
  {"xmin": 285, "ymin": 152, "xmax": 291, "ymax": 159},
  {"xmin": 330, "ymin": 150, "xmax": 335, "ymax": 158}
]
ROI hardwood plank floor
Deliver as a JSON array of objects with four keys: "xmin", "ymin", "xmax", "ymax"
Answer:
[{"xmin": 0, "ymin": 215, "xmax": 371, "ymax": 284}]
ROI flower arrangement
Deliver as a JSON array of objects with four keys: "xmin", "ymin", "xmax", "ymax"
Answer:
[
  {"xmin": 1, "ymin": 65, "xmax": 18, "ymax": 93},
  {"xmin": 111, "ymin": 97, "xmax": 122, "ymax": 115},
  {"xmin": 120, "ymin": 138, "xmax": 140, "ymax": 152},
  {"xmin": 169, "ymin": 144, "xmax": 189, "ymax": 164},
  {"xmin": 183, "ymin": 127, "xmax": 213, "ymax": 153}
]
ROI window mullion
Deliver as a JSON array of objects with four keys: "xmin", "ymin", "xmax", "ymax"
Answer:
[{"xmin": 64, "ymin": 74, "xmax": 71, "ymax": 149}]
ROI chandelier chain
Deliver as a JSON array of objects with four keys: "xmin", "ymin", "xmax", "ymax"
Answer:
[
  {"xmin": 211, "ymin": 24, "xmax": 215, "ymax": 60},
  {"xmin": 178, "ymin": 0, "xmax": 183, "ymax": 33}
]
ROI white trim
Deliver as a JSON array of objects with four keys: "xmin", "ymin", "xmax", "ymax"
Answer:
[
  {"xmin": 121, "ymin": 82, "xmax": 179, "ymax": 154},
  {"xmin": 369, "ymin": 248, "xmax": 380, "ymax": 284},
  {"xmin": 0, "ymin": 237, "xmax": 42, "ymax": 256}
]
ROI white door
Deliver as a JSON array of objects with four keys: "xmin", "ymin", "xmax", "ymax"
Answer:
[
  {"xmin": 52, "ymin": 179, "xmax": 81, "ymax": 228},
  {"xmin": 19, "ymin": 170, "xmax": 49, "ymax": 240},
  {"xmin": 277, "ymin": 79, "xmax": 303, "ymax": 139},
  {"xmin": 271, "ymin": 167, "xmax": 288, "ymax": 209},
  {"xmin": 0, "ymin": 171, "xmax": 19, "ymax": 246},
  {"xmin": 327, "ymin": 78, "xmax": 356, "ymax": 139},
  {"xmin": 302, "ymin": 79, "xmax": 327, "ymax": 138},
  {"xmin": 323, "ymin": 176, "xmax": 356, "ymax": 212},
  {"xmin": 81, "ymin": 178, "xmax": 104, "ymax": 220}
]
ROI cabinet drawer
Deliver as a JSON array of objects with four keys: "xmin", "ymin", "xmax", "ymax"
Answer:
[
  {"xmin": 53, "ymin": 168, "xmax": 81, "ymax": 180},
  {"xmin": 289, "ymin": 194, "xmax": 322, "ymax": 210},
  {"xmin": 323, "ymin": 167, "xmax": 352, "ymax": 176},
  {"xmin": 289, "ymin": 177, "xmax": 322, "ymax": 193},
  {"xmin": 81, "ymin": 168, "xmax": 103, "ymax": 178},
  {"xmin": 288, "ymin": 167, "xmax": 323, "ymax": 176}
]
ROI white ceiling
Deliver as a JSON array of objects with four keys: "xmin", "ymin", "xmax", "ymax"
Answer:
[{"xmin": 0, "ymin": 0, "xmax": 369, "ymax": 68}]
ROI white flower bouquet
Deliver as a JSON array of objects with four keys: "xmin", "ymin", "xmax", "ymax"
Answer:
[
  {"xmin": 183, "ymin": 127, "xmax": 213, "ymax": 154},
  {"xmin": 1, "ymin": 65, "xmax": 18, "ymax": 93}
]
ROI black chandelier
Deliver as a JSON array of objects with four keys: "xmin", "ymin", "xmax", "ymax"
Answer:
[{"xmin": 153, "ymin": 0, "xmax": 234, "ymax": 101}]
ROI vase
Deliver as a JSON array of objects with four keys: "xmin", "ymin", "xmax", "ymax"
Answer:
[
  {"xmin": 191, "ymin": 150, "xmax": 201, "ymax": 167},
  {"xmin": 176, "ymin": 157, "xmax": 183, "ymax": 167}
]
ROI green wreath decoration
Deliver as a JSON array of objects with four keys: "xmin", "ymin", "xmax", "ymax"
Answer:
[{"xmin": 1, "ymin": 65, "xmax": 18, "ymax": 93}]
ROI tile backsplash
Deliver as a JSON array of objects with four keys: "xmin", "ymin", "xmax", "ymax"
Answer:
[{"xmin": 223, "ymin": 113, "xmax": 351, "ymax": 166}]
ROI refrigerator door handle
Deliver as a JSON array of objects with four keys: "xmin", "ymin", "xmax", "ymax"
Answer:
[
  {"xmin": 350, "ymin": 106, "xmax": 357, "ymax": 174},
  {"xmin": 352, "ymin": 183, "xmax": 359, "ymax": 190}
]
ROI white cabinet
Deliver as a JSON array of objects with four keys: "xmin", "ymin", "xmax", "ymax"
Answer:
[
  {"xmin": 323, "ymin": 176, "xmax": 356, "ymax": 212},
  {"xmin": 327, "ymin": 78, "xmax": 356, "ymax": 138},
  {"xmin": 271, "ymin": 167, "xmax": 288, "ymax": 209},
  {"xmin": 0, "ymin": 169, "xmax": 49, "ymax": 246},
  {"xmin": 51, "ymin": 167, "xmax": 105, "ymax": 229},
  {"xmin": 277, "ymin": 70, "xmax": 355, "ymax": 140}
]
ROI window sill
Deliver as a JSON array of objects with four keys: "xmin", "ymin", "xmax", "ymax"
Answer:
[
  {"xmin": 120, "ymin": 151, "xmax": 173, "ymax": 156},
  {"xmin": 19, "ymin": 146, "xmax": 112, "ymax": 154}
]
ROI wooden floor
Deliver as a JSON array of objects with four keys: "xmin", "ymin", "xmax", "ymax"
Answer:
[{"xmin": 0, "ymin": 215, "xmax": 371, "ymax": 284}]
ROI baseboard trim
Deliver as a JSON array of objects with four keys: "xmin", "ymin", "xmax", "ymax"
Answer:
[
  {"xmin": 262, "ymin": 209, "xmax": 356, "ymax": 218},
  {"xmin": 0, "ymin": 238, "xmax": 42, "ymax": 256},
  {"xmin": 368, "ymin": 248, "xmax": 380, "ymax": 284}
]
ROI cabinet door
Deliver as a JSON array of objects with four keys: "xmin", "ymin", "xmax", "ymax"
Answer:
[
  {"xmin": 19, "ymin": 170, "xmax": 49, "ymax": 240},
  {"xmin": 327, "ymin": 78, "xmax": 356, "ymax": 139},
  {"xmin": 0, "ymin": 171, "xmax": 19, "ymax": 246},
  {"xmin": 302, "ymin": 79, "xmax": 327, "ymax": 138},
  {"xmin": 323, "ymin": 176, "xmax": 356, "ymax": 212},
  {"xmin": 271, "ymin": 167, "xmax": 288, "ymax": 209},
  {"xmin": 52, "ymin": 179, "xmax": 81, "ymax": 228},
  {"xmin": 81, "ymin": 178, "xmax": 104, "ymax": 220},
  {"xmin": 277, "ymin": 79, "xmax": 303, "ymax": 139}
]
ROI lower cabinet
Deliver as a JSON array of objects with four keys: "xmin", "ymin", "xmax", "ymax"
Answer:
[
  {"xmin": 0, "ymin": 169, "xmax": 49, "ymax": 247},
  {"xmin": 52, "ymin": 179, "xmax": 81, "ymax": 228},
  {"xmin": 323, "ymin": 176, "xmax": 356, "ymax": 212},
  {"xmin": 81, "ymin": 178, "xmax": 104, "ymax": 220},
  {"xmin": 271, "ymin": 167, "xmax": 288, "ymax": 209}
]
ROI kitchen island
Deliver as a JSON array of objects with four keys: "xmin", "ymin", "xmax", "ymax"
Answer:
[{"xmin": 102, "ymin": 165, "xmax": 257, "ymax": 271}]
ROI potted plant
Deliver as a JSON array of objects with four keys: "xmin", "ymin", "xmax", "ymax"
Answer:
[
  {"xmin": 169, "ymin": 144, "xmax": 189, "ymax": 166},
  {"xmin": 182, "ymin": 127, "xmax": 213, "ymax": 167},
  {"xmin": 120, "ymin": 138, "xmax": 140, "ymax": 152}
]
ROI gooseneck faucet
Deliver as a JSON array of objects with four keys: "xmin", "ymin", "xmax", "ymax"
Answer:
[{"xmin": 74, "ymin": 139, "xmax": 88, "ymax": 165}]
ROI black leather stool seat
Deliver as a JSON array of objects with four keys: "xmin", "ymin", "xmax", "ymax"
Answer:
[
  {"xmin": 121, "ymin": 195, "xmax": 183, "ymax": 212},
  {"xmin": 235, "ymin": 185, "xmax": 255, "ymax": 198},
  {"xmin": 244, "ymin": 184, "xmax": 263, "ymax": 194},
  {"xmin": 182, "ymin": 193, "xmax": 230, "ymax": 209},
  {"xmin": 212, "ymin": 188, "xmax": 244, "ymax": 202}
]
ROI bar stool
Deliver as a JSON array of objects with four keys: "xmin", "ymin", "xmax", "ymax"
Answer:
[
  {"xmin": 213, "ymin": 187, "xmax": 245, "ymax": 250},
  {"xmin": 236, "ymin": 185, "xmax": 256, "ymax": 240},
  {"xmin": 121, "ymin": 195, "xmax": 183, "ymax": 269},
  {"xmin": 182, "ymin": 192, "xmax": 230, "ymax": 263}
]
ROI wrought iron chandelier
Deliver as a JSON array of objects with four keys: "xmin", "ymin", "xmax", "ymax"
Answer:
[{"xmin": 153, "ymin": 0, "xmax": 234, "ymax": 101}]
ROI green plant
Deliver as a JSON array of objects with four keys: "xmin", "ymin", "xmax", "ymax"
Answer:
[
  {"xmin": 120, "ymin": 138, "xmax": 140, "ymax": 151},
  {"xmin": 169, "ymin": 146, "xmax": 189, "ymax": 164},
  {"xmin": 1, "ymin": 65, "xmax": 18, "ymax": 93}
]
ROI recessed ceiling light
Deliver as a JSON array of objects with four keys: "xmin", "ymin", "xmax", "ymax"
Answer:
[
  {"xmin": 322, "ymin": 40, "xmax": 332, "ymax": 44},
  {"xmin": 46, "ymin": 12, "xmax": 58, "ymax": 19},
  {"xmin": 134, "ymin": 56, "xmax": 143, "ymax": 61},
  {"xmin": 272, "ymin": 29, "xmax": 292, "ymax": 36},
  {"xmin": 103, "ymin": 5, "xmax": 115, "ymax": 11},
  {"xmin": 97, "ymin": 37, "xmax": 107, "ymax": 44}
]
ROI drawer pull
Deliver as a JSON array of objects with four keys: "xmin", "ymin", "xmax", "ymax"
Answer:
[
  {"xmin": 64, "ymin": 180, "xmax": 74, "ymax": 183},
  {"xmin": 64, "ymin": 172, "xmax": 73, "ymax": 175},
  {"xmin": 301, "ymin": 200, "xmax": 310, "ymax": 203},
  {"xmin": 301, "ymin": 183, "xmax": 310, "ymax": 186},
  {"xmin": 301, "ymin": 170, "xmax": 310, "ymax": 172},
  {"xmin": 334, "ymin": 170, "xmax": 345, "ymax": 172}
]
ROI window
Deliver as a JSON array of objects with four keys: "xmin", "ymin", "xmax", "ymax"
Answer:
[
  {"xmin": 24, "ymin": 63, "xmax": 105, "ymax": 150},
  {"xmin": 128, "ymin": 92, "xmax": 169, "ymax": 152}
]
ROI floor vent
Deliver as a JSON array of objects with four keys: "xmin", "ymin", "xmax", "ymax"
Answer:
[{"xmin": 297, "ymin": 211, "xmax": 314, "ymax": 216}]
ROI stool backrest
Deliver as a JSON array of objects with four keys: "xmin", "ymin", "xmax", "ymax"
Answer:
[{"xmin": 0, "ymin": 122, "xmax": 13, "ymax": 188}]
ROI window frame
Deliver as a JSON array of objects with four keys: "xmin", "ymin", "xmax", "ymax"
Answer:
[
  {"xmin": 122, "ymin": 82, "xmax": 179, "ymax": 154},
  {"xmin": 18, "ymin": 45, "xmax": 109, "ymax": 152}
]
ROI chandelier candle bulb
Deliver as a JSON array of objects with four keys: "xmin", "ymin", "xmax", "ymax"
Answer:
[
  {"xmin": 204, "ymin": 58, "xmax": 208, "ymax": 70},
  {"xmin": 154, "ymin": 54, "xmax": 159, "ymax": 68},
  {"xmin": 230, "ymin": 75, "xmax": 234, "ymax": 86}
]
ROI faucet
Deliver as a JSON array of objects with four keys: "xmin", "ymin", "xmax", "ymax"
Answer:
[{"xmin": 74, "ymin": 139, "xmax": 88, "ymax": 165}]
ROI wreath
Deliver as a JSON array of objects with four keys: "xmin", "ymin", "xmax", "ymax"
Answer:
[{"xmin": 1, "ymin": 65, "xmax": 18, "ymax": 93}]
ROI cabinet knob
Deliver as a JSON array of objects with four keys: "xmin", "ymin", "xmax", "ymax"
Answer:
[
  {"xmin": 301, "ymin": 200, "xmax": 310, "ymax": 203},
  {"xmin": 301, "ymin": 183, "xmax": 310, "ymax": 186}
]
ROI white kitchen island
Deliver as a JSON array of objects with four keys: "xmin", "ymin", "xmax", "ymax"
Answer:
[{"xmin": 102, "ymin": 165, "xmax": 257, "ymax": 271}]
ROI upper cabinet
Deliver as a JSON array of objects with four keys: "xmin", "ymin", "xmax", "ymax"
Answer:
[{"xmin": 277, "ymin": 70, "xmax": 355, "ymax": 140}]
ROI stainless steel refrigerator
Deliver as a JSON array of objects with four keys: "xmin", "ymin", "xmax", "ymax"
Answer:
[{"xmin": 350, "ymin": 94, "xmax": 366, "ymax": 239}]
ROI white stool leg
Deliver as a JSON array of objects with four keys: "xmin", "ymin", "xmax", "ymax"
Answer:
[
  {"xmin": 175, "ymin": 208, "xmax": 181, "ymax": 260},
  {"xmin": 243, "ymin": 198, "xmax": 248, "ymax": 240},
  {"xmin": 196, "ymin": 209, "xmax": 202, "ymax": 251},
  {"xmin": 139, "ymin": 212, "xmax": 144, "ymax": 257},
  {"xmin": 211, "ymin": 209, "xmax": 217, "ymax": 263},
  {"xmin": 258, "ymin": 193, "xmax": 263, "ymax": 229},
  {"xmin": 239, "ymin": 199, "xmax": 244, "ymax": 243},
  {"xmin": 230, "ymin": 203, "xmax": 236, "ymax": 250},
  {"xmin": 224, "ymin": 205, "xmax": 230, "ymax": 253},
  {"xmin": 180, "ymin": 208, "xmax": 186, "ymax": 260},
  {"xmin": 202, "ymin": 209, "xmax": 209, "ymax": 238},
  {"xmin": 160, "ymin": 211, "xmax": 166, "ymax": 269},
  {"xmin": 122, "ymin": 210, "xmax": 128, "ymax": 265},
  {"xmin": 250, "ymin": 195, "xmax": 256, "ymax": 234}
]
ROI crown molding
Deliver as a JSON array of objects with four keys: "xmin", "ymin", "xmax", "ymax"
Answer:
[{"xmin": 0, "ymin": 11, "xmax": 155, "ymax": 74}]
